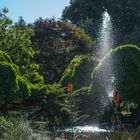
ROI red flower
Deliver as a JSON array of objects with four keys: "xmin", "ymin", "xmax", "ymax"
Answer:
[
  {"xmin": 113, "ymin": 91, "xmax": 121, "ymax": 103},
  {"xmin": 67, "ymin": 82, "xmax": 73, "ymax": 94}
]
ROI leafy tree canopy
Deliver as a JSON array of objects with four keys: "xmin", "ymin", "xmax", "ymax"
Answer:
[
  {"xmin": 0, "ymin": 11, "xmax": 34, "ymax": 67},
  {"xmin": 31, "ymin": 18, "xmax": 94, "ymax": 83},
  {"xmin": 0, "ymin": 10, "xmax": 44, "ymax": 86},
  {"xmin": 62, "ymin": 0, "xmax": 140, "ymax": 45}
]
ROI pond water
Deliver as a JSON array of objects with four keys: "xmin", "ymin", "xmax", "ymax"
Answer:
[
  {"xmin": 58, "ymin": 125, "xmax": 108, "ymax": 133},
  {"xmin": 58, "ymin": 122, "xmax": 140, "ymax": 134},
  {"xmin": 56, "ymin": 124, "xmax": 140, "ymax": 140}
]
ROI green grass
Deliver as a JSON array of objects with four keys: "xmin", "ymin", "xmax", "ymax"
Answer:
[{"xmin": 0, "ymin": 117, "xmax": 50, "ymax": 140}]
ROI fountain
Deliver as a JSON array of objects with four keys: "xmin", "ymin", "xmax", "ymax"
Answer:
[
  {"xmin": 58, "ymin": 10, "xmax": 140, "ymax": 140},
  {"xmin": 98, "ymin": 10, "xmax": 114, "ymax": 59},
  {"xmin": 59, "ymin": 10, "xmax": 116, "ymax": 133},
  {"xmin": 97, "ymin": 10, "xmax": 116, "ymax": 99}
]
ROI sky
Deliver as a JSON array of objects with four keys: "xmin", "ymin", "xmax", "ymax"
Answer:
[{"xmin": 0, "ymin": 0, "xmax": 70, "ymax": 23}]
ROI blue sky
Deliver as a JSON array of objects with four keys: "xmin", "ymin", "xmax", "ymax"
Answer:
[{"xmin": 0, "ymin": 0, "xmax": 70, "ymax": 23}]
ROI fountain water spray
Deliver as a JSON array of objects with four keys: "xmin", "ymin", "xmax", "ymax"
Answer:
[
  {"xmin": 97, "ymin": 10, "xmax": 115, "ymax": 98},
  {"xmin": 98, "ymin": 10, "xmax": 114, "ymax": 59}
]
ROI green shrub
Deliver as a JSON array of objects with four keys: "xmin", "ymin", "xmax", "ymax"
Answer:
[
  {"xmin": 0, "ymin": 62, "xmax": 18, "ymax": 105},
  {"xmin": 0, "ymin": 117, "xmax": 14, "ymax": 136},
  {"xmin": 0, "ymin": 50, "xmax": 12, "ymax": 63},
  {"xmin": 22, "ymin": 63, "xmax": 44, "ymax": 84},
  {"xmin": 17, "ymin": 76, "xmax": 32, "ymax": 100},
  {"xmin": 0, "ymin": 117, "xmax": 32, "ymax": 140},
  {"xmin": 60, "ymin": 55, "xmax": 99, "ymax": 90}
]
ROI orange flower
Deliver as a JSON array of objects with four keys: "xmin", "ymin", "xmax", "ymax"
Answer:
[
  {"xmin": 113, "ymin": 91, "xmax": 121, "ymax": 103},
  {"xmin": 67, "ymin": 82, "xmax": 73, "ymax": 94}
]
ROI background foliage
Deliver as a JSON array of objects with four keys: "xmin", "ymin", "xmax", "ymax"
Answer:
[
  {"xmin": 90, "ymin": 45, "xmax": 140, "ymax": 119},
  {"xmin": 62, "ymin": 0, "xmax": 140, "ymax": 46},
  {"xmin": 31, "ymin": 19, "xmax": 94, "ymax": 83}
]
